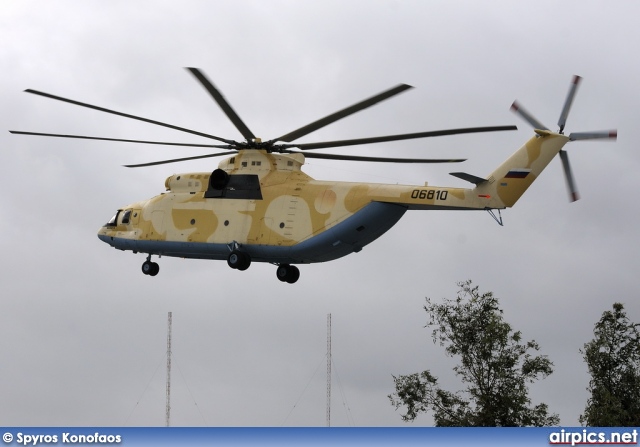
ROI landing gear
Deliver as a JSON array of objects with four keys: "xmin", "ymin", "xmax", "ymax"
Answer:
[
  {"xmin": 142, "ymin": 259, "xmax": 159, "ymax": 276},
  {"xmin": 276, "ymin": 264, "xmax": 300, "ymax": 284},
  {"xmin": 227, "ymin": 250, "xmax": 251, "ymax": 271}
]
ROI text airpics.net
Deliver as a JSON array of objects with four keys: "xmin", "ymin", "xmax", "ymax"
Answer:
[{"xmin": 549, "ymin": 429, "xmax": 638, "ymax": 446}]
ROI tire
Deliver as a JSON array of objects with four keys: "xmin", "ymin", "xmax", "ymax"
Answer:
[
  {"xmin": 286, "ymin": 266, "xmax": 300, "ymax": 284},
  {"xmin": 237, "ymin": 254, "xmax": 251, "ymax": 271},
  {"xmin": 227, "ymin": 252, "xmax": 240, "ymax": 269},
  {"xmin": 142, "ymin": 260, "xmax": 160, "ymax": 276},
  {"xmin": 276, "ymin": 264, "xmax": 289, "ymax": 282},
  {"xmin": 142, "ymin": 260, "xmax": 153, "ymax": 275},
  {"xmin": 228, "ymin": 250, "xmax": 250, "ymax": 270},
  {"xmin": 276, "ymin": 264, "xmax": 300, "ymax": 283}
]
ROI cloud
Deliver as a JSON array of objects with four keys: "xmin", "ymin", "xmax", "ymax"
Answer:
[{"xmin": 1, "ymin": 0, "xmax": 638, "ymax": 426}]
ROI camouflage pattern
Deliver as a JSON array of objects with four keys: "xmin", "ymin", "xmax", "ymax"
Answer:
[{"xmin": 97, "ymin": 131, "xmax": 570, "ymax": 267}]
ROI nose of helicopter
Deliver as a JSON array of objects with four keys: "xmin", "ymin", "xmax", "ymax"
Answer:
[
  {"xmin": 97, "ymin": 226, "xmax": 115, "ymax": 246},
  {"xmin": 97, "ymin": 209, "xmax": 123, "ymax": 247}
]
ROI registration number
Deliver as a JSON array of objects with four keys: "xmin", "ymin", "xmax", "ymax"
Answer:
[{"xmin": 411, "ymin": 189, "xmax": 448, "ymax": 201}]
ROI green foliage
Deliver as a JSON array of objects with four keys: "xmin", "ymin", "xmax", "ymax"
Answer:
[
  {"xmin": 389, "ymin": 280, "xmax": 559, "ymax": 426},
  {"xmin": 580, "ymin": 303, "xmax": 640, "ymax": 426}
]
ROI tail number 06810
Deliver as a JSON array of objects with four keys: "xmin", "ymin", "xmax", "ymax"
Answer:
[{"xmin": 411, "ymin": 189, "xmax": 448, "ymax": 201}]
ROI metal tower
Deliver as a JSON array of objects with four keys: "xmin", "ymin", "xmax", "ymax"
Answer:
[
  {"xmin": 326, "ymin": 313, "xmax": 331, "ymax": 427},
  {"xmin": 165, "ymin": 312, "xmax": 172, "ymax": 427}
]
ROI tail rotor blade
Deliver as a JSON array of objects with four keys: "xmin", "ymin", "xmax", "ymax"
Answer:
[
  {"xmin": 558, "ymin": 75, "xmax": 582, "ymax": 134},
  {"xmin": 559, "ymin": 149, "xmax": 579, "ymax": 202},
  {"xmin": 569, "ymin": 130, "xmax": 617, "ymax": 141},
  {"xmin": 510, "ymin": 101, "xmax": 549, "ymax": 130}
]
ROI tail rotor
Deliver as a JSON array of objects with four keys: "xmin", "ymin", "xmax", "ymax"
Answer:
[{"xmin": 511, "ymin": 75, "xmax": 617, "ymax": 202}]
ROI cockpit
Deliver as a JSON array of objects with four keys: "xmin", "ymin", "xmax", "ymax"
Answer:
[{"xmin": 104, "ymin": 209, "xmax": 133, "ymax": 227}]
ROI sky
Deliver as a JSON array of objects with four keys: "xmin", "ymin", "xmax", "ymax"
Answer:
[{"xmin": 1, "ymin": 0, "xmax": 638, "ymax": 427}]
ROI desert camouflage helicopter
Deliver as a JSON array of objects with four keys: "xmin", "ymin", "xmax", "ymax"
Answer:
[{"xmin": 12, "ymin": 70, "xmax": 616, "ymax": 283}]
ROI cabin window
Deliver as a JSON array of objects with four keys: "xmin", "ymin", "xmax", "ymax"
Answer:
[{"xmin": 241, "ymin": 161, "xmax": 248, "ymax": 167}]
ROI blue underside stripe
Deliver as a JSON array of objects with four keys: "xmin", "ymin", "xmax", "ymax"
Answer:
[{"xmin": 98, "ymin": 201, "xmax": 407, "ymax": 264}]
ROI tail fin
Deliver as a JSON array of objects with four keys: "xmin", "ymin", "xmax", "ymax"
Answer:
[{"xmin": 475, "ymin": 131, "xmax": 569, "ymax": 208}]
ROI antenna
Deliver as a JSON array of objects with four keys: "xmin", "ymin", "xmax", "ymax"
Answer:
[
  {"xmin": 326, "ymin": 313, "xmax": 331, "ymax": 427},
  {"xmin": 165, "ymin": 312, "xmax": 172, "ymax": 427}
]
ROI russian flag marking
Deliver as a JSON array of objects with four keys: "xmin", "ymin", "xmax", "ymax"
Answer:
[{"xmin": 505, "ymin": 168, "xmax": 531, "ymax": 179}]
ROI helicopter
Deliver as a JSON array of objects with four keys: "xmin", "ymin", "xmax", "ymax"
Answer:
[{"xmin": 11, "ymin": 70, "xmax": 616, "ymax": 283}]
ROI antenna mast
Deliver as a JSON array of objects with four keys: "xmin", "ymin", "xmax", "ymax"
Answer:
[
  {"xmin": 165, "ymin": 311, "xmax": 172, "ymax": 427},
  {"xmin": 326, "ymin": 313, "xmax": 331, "ymax": 427}
]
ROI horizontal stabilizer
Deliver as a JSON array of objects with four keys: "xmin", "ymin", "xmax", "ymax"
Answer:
[{"xmin": 449, "ymin": 172, "xmax": 487, "ymax": 185}]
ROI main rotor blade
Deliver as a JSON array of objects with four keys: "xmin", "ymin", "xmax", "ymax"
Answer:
[
  {"xmin": 287, "ymin": 125, "xmax": 517, "ymax": 150},
  {"xmin": 559, "ymin": 149, "xmax": 579, "ymax": 202},
  {"xmin": 186, "ymin": 68, "xmax": 256, "ymax": 141},
  {"xmin": 24, "ymin": 89, "xmax": 235, "ymax": 144},
  {"xmin": 510, "ymin": 101, "xmax": 549, "ymax": 130},
  {"xmin": 275, "ymin": 84, "xmax": 413, "ymax": 143},
  {"xmin": 286, "ymin": 150, "xmax": 465, "ymax": 163},
  {"xmin": 123, "ymin": 150, "xmax": 239, "ymax": 168},
  {"xmin": 558, "ymin": 75, "xmax": 582, "ymax": 133},
  {"xmin": 569, "ymin": 130, "xmax": 617, "ymax": 141},
  {"xmin": 9, "ymin": 130, "xmax": 233, "ymax": 149}
]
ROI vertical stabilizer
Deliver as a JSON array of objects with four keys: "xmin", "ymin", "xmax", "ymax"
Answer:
[{"xmin": 475, "ymin": 131, "xmax": 570, "ymax": 208}]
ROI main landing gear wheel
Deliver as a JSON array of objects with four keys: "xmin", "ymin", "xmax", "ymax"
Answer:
[
  {"xmin": 142, "ymin": 260, "xmax": 159, "ymax": 276},
  {"xmin": 227, "ymin": 250, "xmax": 251, "ymax": 271},
  {"xmin": 276, "ymin": 264, "xmax": 300, "ymax": 284}
]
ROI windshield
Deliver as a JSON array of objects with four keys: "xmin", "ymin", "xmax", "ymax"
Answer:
[
  {"xmin": 106, "ymin": 211, "xmax": 119, "ymax": 227},
  {"xmin": 121, "ymin": 210, "xmax": 131, "ymax": 224}
]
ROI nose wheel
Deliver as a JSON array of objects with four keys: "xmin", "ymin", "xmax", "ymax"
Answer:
[
  {"xmin": 276, "ymin": 264, "xmax": 300, "ymax": 284},
  {"xmin": 142, "ymin": 256, "xmax": 160, "ymax": 276}
]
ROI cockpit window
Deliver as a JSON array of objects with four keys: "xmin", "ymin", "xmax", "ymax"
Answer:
[
  {"xmin": 121, "ymin": 210, "xmax": 132, "ymax": 225},
  {"xmin": 106, "ymin": 211, "xmax": 119, "ymax": 227}
]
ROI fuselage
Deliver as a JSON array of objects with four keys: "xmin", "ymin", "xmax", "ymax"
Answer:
[
  {"xmin": 97, "ymin": 150, "xmax": 479, "ymax": 265},
  {"xmin": 97, "ymin": 133, "xmax": 570, "ymax": 265}
]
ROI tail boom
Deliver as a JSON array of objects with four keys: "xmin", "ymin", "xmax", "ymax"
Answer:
[{"xmin": 369, "ymin": 132, "xmax": 570, "ymax": 211}]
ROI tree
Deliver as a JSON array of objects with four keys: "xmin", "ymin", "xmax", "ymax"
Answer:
[
  {"xmin": 580, "ymin": 303, "xmax": 640, "ymax": 426},
  {"xmin": 389, "ymin": 280, "xmax": 559, "ymax": 426}
]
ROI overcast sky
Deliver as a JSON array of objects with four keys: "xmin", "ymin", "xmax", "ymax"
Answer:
[{"xmin": 1, "ymin": 0, "xmax": 638, "ymax": 427}]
